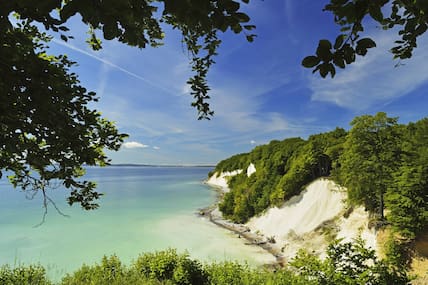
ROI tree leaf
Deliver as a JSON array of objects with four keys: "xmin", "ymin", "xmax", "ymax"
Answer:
[
  {"xmin": 369, "ymin": 5, "xmax": 384, "ymax": 22},
  {"xmin": 224, "ymin": 1, "xmax": 240, "ymax": 13},
  {"xmin": 235, "ymin": 12, "xmax": 250, "ymax": 23},
  {"xmin": 302, "ymin": 56, "xmax": 320, "ymax": 68},
  {"xmin": 334, "ymin": 35, "xmax": 345, "ymax": 49},
  {"xmin": 357, "ymin": 38, "xmax": 376, "ymax": 49},
  {"xmin": 333, "ymin": 53, "xmax": 346, "ymax": 68},
  {"xmin": 319, "ymin": 63, "xmax": 329, "ymax": 78},
  {"xmin": 246, "ymin": 34, "xmax": 255, "ymax": 42},
  {"xmin": 344, "ymin": 45, "xmax": 356, "ymax": 64},
  {"xmin": 316, "ymin": 39, "xmax": 333, "ymax": 61}
]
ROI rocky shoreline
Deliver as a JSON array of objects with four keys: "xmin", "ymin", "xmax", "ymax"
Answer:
[{"xmin": 198, "ymin": 185, "xmax": 285, "ymax": 267}]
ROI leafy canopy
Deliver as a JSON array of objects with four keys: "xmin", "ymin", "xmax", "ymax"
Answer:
[
  {"xmin": 1, "ymin": 0, "xmax": 255, "ymax": 120},
  {"xmin": 2, "ymin": 1, "xmax": 428, "ymax": 212},
  {"xmin": 303, "ymin": 0, "xmax": 428, "ymax": 78},
  {"xmin": 339, "ymin": 112, "xmax": 401, "ymax": 220},
  {"xmin": 0, "ymin": 20, "xmax": 127, "ymax": 210},
  {"xmin": 0, "ymin": 0, "xmax": 254, "ymax": 210},
  {"xmin": 215, "ymin": 112, "xmax": 428, "ymax": 262}
]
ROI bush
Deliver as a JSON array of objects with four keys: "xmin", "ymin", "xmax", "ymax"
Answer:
[
  {"xmin": 290, "ymin": 239, "xmax": 410, "ymax": 285},
  {"xmin": 205, "ymin": 261, "xmax": 307, "ymax": 285},
  {"xmin": 61, "ymin": 255, "xmax": 129, "ymax": 285},
  {"xmin": 0, "ymin": 264, "xmax": 51, "ymax": 285},
  {"xmin": 384, "ymin": 235, "xmax": 413, "ymax": 270},
  {"xmin": 132, "ymin": 249, "xmax": 208, "ymax": 285},
  {"xmin": 0, "ymin": 240, "xmax": 413, "ymax": 285}
]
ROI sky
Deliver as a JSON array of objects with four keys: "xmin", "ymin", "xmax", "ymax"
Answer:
[{"xmin": 48, "ymin": 1, "xmax": 428, "ymax": 165}]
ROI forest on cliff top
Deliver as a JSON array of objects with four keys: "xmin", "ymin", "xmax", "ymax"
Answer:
[{"xmin": 212, "ymin": 112, "xmax": 428, "ymax": 269}]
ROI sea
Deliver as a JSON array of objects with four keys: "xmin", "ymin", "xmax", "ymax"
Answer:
[{"xmin": 0, "ymin": 166, "xmax": 274, "ymax": 280}]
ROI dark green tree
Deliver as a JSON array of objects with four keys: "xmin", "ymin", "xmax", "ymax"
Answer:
[
  {"xmin": 339, "ymin": 112, "xmax": 401, "ymax": 220},
  {"xmin": 303, "ymin": 0, "xmax": 428, "ymax": 78},
  {"xmin": 1, "ymin": 0, "xmax": 253, "ymax": 210},
  {"xmin": 387, "ymin": 118, "xmax": 428, "ymax": 239},
  {"xmin": 1, "ymin": 0, "xmax": 254, "ymax": 120},
  {"xmin": 0, "ymin": 21, "xmax": 127, "ymax": 211}
]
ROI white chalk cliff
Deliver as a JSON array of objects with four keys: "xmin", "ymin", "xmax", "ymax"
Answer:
[
  {"xmin": 247, "ymin": 178, "xmax": 377, "ymax": 260},
  {"xmin": 207, "ymin": 167, "xmax": 377, "ymax": 261},
  {"xmin": 206, "ymin": 169, "xmax": 242, "ymax": 192}
]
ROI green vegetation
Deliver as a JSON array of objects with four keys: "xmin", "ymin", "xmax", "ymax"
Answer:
[
  {"xmin": 217, "ymin": 128, "xmax": 347, "ymax": 223},
  {"xmin": 213, "ymin": 112, "xmax": 428, "ymax": 267},
  {"xmin": 303, "ymin": 0, "xmax": 428, "ymax": 78},
  {"xmin": 290, "ymin": 239, "xmax": 409, "ymax": 285},
  {"xmin": 0, "ymin": 242, "xmax": 410, "ymax": 284},
  {"xmin": 338, "ymin": 112, "xmax": 401, "ymax": 221},
  {"xmin": 1, "ymin": 0, "xmax": 254, "ymax": 211},
  {"xmin": 3, "ymin": 0, "xmax": 428, "ymax": 211},
  {"xmin": 0, "ymin": 264, "xmax": 52, "ymax": 285},
  {"xmin": 0, "ymin": 20, "xmax": 127, "ymax": 211}
]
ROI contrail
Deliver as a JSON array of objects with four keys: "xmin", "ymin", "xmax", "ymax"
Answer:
[{"xmin": 51, "ymin": 38, "xmax": 176, "ymax": 95}]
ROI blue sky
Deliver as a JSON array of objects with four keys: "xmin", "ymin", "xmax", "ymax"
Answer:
[{"xmin": 49, "ymin": 1, "xmax": 428, "ymax": 165}]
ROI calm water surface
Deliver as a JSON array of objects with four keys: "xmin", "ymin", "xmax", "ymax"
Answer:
[{"xmin": 0, "ymin": 166, "xmax": 274, "ymax": 279}]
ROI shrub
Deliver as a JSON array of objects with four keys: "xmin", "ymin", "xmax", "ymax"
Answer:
[
  {"xmin": 290, "ymin": 239, "xmax": 410, "ymax": 285},
  {"xmin": 0, "ymin": 264, "xmax": 51, "ymax": 285},
  {"xmin": 132, "ymin": 249, "xmax": 208, "ymax": 285}
]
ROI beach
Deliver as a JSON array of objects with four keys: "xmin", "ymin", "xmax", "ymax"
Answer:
[
  {"xmin": 199, "ymin": 205, "xmax": 285, "ymax": 266},
  {"xmin": 204, "ymin": 169, "xmax": 378, "ymax": 266},
  {"xmin": 203, "ymin": 170, "xmax": 285, "ymax": 266},
  {"xmin": 0, "ymin": 166, "xmax": 276, "ymax": 280}
]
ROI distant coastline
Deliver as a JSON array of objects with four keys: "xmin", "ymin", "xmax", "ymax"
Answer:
[{"xmin": 109, "ymin": 163, "xmax": 216, "ymax": 168}]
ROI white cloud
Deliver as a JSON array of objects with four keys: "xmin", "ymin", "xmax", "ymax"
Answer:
[
  {"xmin": 208, "ymin": 84, "xmax": 292, "ymax": 134},
  {"xmin": 250, "ymin": 140, "xmax": 256, "ymax": 145},
  {"xmin": 153, "ymin": 146, "xmax": 160, "ymax": 150},
  {"xmin": 122, "ymin": 141, "xmax": 149, "ymax": 149},
  {"xmin": 309, "ymin": 31, "xmax": 428, "ymax": 110}
]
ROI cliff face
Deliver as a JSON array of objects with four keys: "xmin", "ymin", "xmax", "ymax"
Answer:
[
  {"xmin": 207, "ymin": 168, "xmax": 377, "ymax": 261},
  {"xmin": 246, "ymin": 178, "xmax": 377, "ymax": 260},
  {"xmin": 206, "ymin": 163, "xmax": 256, "ymax": 192},
  {"xmin": 205, "ymin": 169, "xmax": 242, "ymax": 192}
]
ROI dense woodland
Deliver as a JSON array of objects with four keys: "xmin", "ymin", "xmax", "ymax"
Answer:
[{"xmin": 213, "ymin": 112, "xmax": 428, "ymax": 268}]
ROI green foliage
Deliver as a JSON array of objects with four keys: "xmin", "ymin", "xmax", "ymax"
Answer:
[
  {"xmin": 205, "ymin": 261, "xmax": 307, "ymax": 285},
  {"xmin": 217, "ymin": 130, "xmax": 347, "ymax": 223},
  {"xmin": 303, "ymin": 1, "xmax": 428, "ymax": 77},
  {"xmin": 1, "ymin": 0, "xmax": 254, "ymax": 120},
  {"xmin": 338, "ymin": 112, "xmax": 400, "ymax": 219},
  {"xmin": 335, "ymin": 112, "xmax": 427, "ymax": 249},
  {"xmin": 60, "ymin": 249, "xmax": 306, "ymax": 284},
  {"xmin": 1, "ymin": 0, "xmax": 255, "ymax": 209},
  {"xmin": 0, "ymin": 264, "xmax": 51, "ymax": 285},
  {"xmin": 215, "ymin": 112, "xmax": 427, "ymax": 268},
  {"xmin": 132, "ymin": 249, "xmax": 208, "ymax": 285},
  {"xmin": 2, "ymin": 241, "xmax": 411, "ymax": 284},
  {"xmin": 0, "ymin": 20, "xmax": 127, "ymax": 210},
  {"xmin": 387, "ymin": 118, "xmax": 428, "ymax": 239},
  {"xmin": 61, "ymin": 255, "xmax": 130, "ymax": 285},
  {"xmin": 388, "ymin": 165, "xmax": 428, "ymax": 239},
  {"xmin": 290, "ymin": 239, "xmax": 410, "ymax": 285},
  {"xmin": 61, "ymin": 250, "xmax": 207, "ymax": 285},
  {"xmin": 215, "ymin": 153, "xmax": 251, "ymax": 173},
  {"xmin": 384, "ymin": 235, "xmax": 413, "ymax": 270}
]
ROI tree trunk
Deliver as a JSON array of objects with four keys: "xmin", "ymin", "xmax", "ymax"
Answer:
[{"xmin": 379, "ymin": 188, "xmax": 384, "ymax": 220}]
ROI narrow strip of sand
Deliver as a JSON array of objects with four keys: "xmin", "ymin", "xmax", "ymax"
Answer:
[
  {"xmin": 199, "ymin": 205, "xmax": 285, "ymax": 266},
  {"xmin": 200, "ymin": 179, "xmax": 285, "ymax": 267}
]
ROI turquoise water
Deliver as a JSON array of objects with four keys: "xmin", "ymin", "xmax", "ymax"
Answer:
[{"xmin": 0, "ymin": 166, "xmax": 274, "ymax": 279}]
